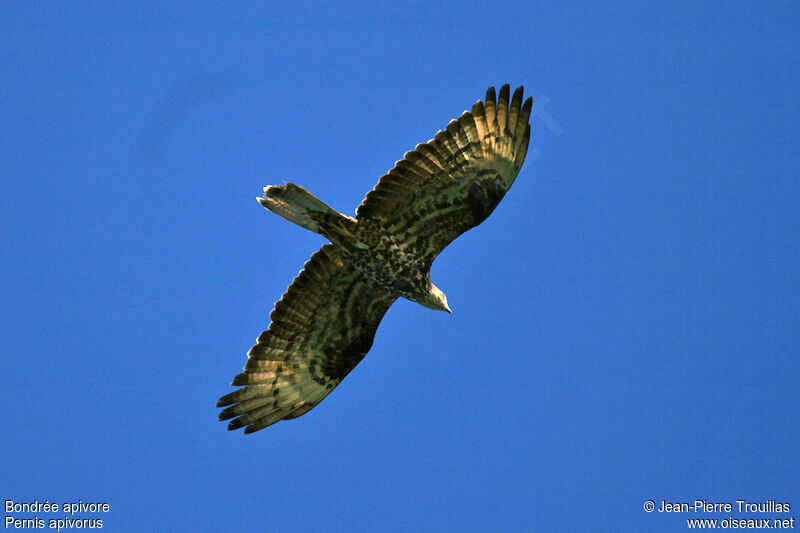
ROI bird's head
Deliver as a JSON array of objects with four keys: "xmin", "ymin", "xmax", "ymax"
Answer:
[{"xmin": 420, "ymin": 284, "xmax": 451, "ymax": 313}]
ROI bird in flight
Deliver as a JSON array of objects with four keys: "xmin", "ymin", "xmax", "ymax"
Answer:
[{"xmin": 218, "ymin": 84, "xmax": 532, "ymax": 433}]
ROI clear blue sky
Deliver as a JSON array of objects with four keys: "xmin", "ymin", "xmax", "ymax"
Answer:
[{"xmin": 2, "ymin": 2, "xmax": 798, "ymax": 531}]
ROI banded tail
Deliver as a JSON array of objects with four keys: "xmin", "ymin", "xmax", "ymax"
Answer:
[{"xmin": 258, "ymin": 183, "xmax": 356, "ymax": 242}]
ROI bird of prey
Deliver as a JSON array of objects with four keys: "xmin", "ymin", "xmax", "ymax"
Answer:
[{"xmin": 218, "ymin": 84, "xmax": 532, "ymax": 433}]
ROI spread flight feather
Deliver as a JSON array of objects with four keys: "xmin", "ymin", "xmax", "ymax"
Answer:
[{"xmin": 218, "ymin": 85, "xmax": 532, "ymax": 433}]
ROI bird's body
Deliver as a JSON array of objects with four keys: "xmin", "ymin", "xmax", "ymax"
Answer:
[
  {"xmin": 218, "ymin": 85, "xmax": 532, "ymax": 433},
  {"xmin": 262, "ymin": 185, "xmax": 449, "ymax": 310},
  {"xmin": 334, "ymin": 217, "xmax": 443, "ymax": 310}
]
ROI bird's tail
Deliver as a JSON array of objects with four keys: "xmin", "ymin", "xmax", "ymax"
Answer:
[{"xmin": 258, "ymin": 183, "xmax": 356, "ymax": 242}]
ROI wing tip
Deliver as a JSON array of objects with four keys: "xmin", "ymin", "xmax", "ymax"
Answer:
[
  {"xmin": 218, "ymin": 407, "xmax": 237, "ymax": 421},
  {"xmin": 226, "ymin": 418, "xmax": 246, "ymax": 431},
  {"xmin": 231, "ymin": 373, "xmax": 248, "ymax": 386},
  {"xmin": 217, "ymin": 388, "xmax": 242, "ymax": 407},
  {"xmin": 498, "ymin": 84, "xmax": 510, "ymax": 106},
  {"xmin": 486, "ymin": 85, "xmax": 497, "ymax": 104}
]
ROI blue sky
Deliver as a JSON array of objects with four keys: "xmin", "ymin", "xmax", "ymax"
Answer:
[{"xmin": 2, "ymin": 2, "xmax": 798, "ymax": 531}]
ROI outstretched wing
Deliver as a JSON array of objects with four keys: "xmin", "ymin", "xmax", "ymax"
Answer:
[
  {"xmin": 217, "ymin": 244, "xmax": 396, "ymax": 433},
  {"xmin": 356, "ymin": 84, "xmax": 532, "ymax": 266}
]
